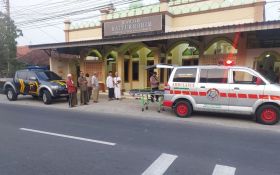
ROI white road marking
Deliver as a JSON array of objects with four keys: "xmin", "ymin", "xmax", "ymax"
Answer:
[
  {"xmin": 142, "ymin": 153, "xmax": 178, "ymax": 175},
  {"xmin": 212, "ymin": 164, "xmax": 236, "ymax": 175},
  {"xmin": 20, "ymin": 128, "xmax": 116, "ymax": 146}
]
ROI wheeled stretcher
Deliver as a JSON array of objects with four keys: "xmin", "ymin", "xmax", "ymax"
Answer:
[{"xmin": 129, "ymin": 89, "xmax": 165, "ymax": 112}]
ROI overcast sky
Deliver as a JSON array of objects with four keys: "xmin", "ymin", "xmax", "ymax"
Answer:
[{"xmin": 2, "ymin": 0, "xmax": 279, "ymax": 46}]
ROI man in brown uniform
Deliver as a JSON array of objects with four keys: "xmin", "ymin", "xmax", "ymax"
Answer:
[{"xmin": 78, "ymin": 71, "xmax": 89, "ymax": 105}]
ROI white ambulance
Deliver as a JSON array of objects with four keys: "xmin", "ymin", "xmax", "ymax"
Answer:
[{"xmin": 163, "ymin": 65, "xmax": 280, "ymax": 125}]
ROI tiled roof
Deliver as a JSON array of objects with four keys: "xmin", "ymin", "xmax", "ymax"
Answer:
[{"xmin": 17, "ymin": 46, "xmax": 49, "ymax": 66}]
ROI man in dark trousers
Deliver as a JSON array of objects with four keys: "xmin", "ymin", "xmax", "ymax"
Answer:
[
  {"xmin": 150, "ymin": 71, "xmax": 159, "ymax": 102},
  {"xmin": 78, "ymin": 71, "xmax": 89, "ymax": 105},
  {"xmin": 106, "ymin": 71, "xmax": 114, "ymax": 101}
]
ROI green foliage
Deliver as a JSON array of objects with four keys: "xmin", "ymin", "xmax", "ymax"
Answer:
[{"xmin": 0, "ymin": 12, "xmax": 24, "ymax": 77}]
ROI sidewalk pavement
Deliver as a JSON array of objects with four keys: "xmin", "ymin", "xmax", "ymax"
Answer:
[{"xmin": 0, "ymin": 93, "xmax": 280, "ymax": 133}]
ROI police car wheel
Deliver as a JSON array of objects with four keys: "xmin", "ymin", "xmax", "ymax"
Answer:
[
  {"xmin": 256, "ymin": 105, "xmax": 280, "ymax": 125},
  {"xmin": 174, "ymin": 100, "xmax": 192, "ymax": 118},
  {"xmin": 42, "ymin": 90, "xmax": 52, "ymax": 105},
  {"xmin": 6, "ymin": 87, "xmax": 17, "ymax": 101}
]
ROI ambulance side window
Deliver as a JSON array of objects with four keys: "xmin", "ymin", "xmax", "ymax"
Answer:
[
  {"xmin": 173, "ymin": 68, "xmax": 197, "ymax": 82},
  {"xmin": 199, "ymin": 69, "xmax": 228, "ymax": 83},
  {"xmin": 232, "ymin": 70, "xmax": 258, "ymax": 84}
]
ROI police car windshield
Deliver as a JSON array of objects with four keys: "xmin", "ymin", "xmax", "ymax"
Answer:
[{"xmin": 36, "ymin": 71, "xmax": 62, "ymax": 81}]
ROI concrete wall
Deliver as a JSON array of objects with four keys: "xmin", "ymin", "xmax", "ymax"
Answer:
[
  {"xmin": 170, "ymin": 6, "xmax": 257, "ymax": 32},
  {"xmin": 69, "ymin": 27, "xmax": 102, "ymax": 41},
  {"xmin": 50, "ymin": 57, "xmax": 77, "ymax": 82}
]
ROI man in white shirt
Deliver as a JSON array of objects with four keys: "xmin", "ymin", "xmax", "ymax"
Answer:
[
  {"xmin": 106, "ymin": 71, "xmax": 114, "ymax": 100},
  {"xmin": 91, "ymin": 72, "xmax": 99, "ymax": 103}
]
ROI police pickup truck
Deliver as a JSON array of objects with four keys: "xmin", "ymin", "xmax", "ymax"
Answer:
[
  {"xmin": 163, "ymin": 65, "xmax": 280, "ymax": 125},
  {"xmin": 2, "ymin": 68, "xmax": 68, "ymax": 104}
]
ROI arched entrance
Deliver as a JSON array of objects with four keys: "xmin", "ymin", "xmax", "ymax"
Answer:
[
  {"xmin": 84, "ymin": 49, "xmax": 103, "ymax": 79},
  {"xmin": 167, "ymin": 41, "xmax": 199, "ymax": 66},
  {"xmin": 255, "ymin": 51, "xmax": 280, "ymax": 82},
  {"xmin": 106, "ymin": 51, "xmax": 117, "ymax": 75},
  {"xmin": 203, "ymin": 38, "xmax": 237, "ymax": 65}
]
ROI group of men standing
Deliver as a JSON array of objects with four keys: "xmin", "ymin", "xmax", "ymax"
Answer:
[
  {"xmin": 106, "ymin": 71, "xmax": 122, "ymax": 101},
  {"xmin": 66, "ymin": 71, "xmax": 100, "ymax": 107},
  {"xmin": 66, "ymin": 70, "xmax": 122, "ymax": 107}
]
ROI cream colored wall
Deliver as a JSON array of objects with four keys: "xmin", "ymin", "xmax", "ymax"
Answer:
[
  {"xmin": 49, "ymin": 57, "xmax": 77, "ymax": 81},
  {"xmin": 169, "ymin": 6, "xmax": 261, "ymax": 32},
  {"xmin": 165, "ymin": 14, "xmax": 173, "ymax": 32},
  {"xmin": 69, "ymin": 27, "xmax": 102, "ymax": 41}
]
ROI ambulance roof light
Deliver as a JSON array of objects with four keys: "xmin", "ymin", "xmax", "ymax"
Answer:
[{"xmin": 224, "ymin": 59, "xmax": 235, "ymax": 66}]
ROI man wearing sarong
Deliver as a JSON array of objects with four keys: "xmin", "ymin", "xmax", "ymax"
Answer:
[{"xmin": 114, "ymin": 72, "xmax": 121, "ymax": 100}]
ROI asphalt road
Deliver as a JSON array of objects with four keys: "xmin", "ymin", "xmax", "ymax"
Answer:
[{"xmin": 0, "ymin": 103, "xmax": 279, "ymax": 175}]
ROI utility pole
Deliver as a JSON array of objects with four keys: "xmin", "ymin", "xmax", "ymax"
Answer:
[
  {"xmin": 3, "ymin": 0, "xmax": 11, "ymax": 75},
  {"xmin": 6, "ymin": 0, "xmax": 10, "ymax": 17}
]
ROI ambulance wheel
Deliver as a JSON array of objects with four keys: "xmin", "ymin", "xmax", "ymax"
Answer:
[
  {"xmin": 256, "ymin": 105, "xmax": 280, "ymax": 125},
  {"xmin": 174, "ymin": 100, "xmax": 192, "ymax": 118},
  {"xmin": 42, "ymin": 90, "xmax": 52, "ymax": 105},
  {"xmin": 6, "ymin": 87, "xmax": 17, "ymax": 101}
]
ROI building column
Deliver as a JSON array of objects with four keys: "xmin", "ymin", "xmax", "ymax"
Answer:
[
  {"xmin": 198, "ymin": 41, "xmax": 206, "ymax": 65},
  {"xmin": 128, "ymin": 55, "xmax": 133, "ymax": 90},
  {"xmin": 159, "ymin": 0, "xmax": 169, "ymax": 12},
  {"xmin": 102, "ymin": 57, "xmax": 107, "ymax": 84},
  {"xmin": 64, "ymin": 20, "xmax": 71, "ymax": 42},
  {"xmin": 79, "ymin": 49, "xmax": 89, "ymax": 73},
  {"xmin": 237, "ymin": 33, "xmax": 248, "ymax": 67},
  {"xmin": 49, "ymin": 57, "xmax": 54, "ymax": 71},
  {"xmin": 116, "ymin": 53, "xmax": 125, "ymax": 92}
]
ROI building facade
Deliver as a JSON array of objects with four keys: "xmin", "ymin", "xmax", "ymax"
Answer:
[{"xmin": 31, "ymin": 0, "xmax": 280, "ymax": 90}]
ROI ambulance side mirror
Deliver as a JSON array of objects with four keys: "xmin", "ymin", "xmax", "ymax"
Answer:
[{"xmin": 256, "ymin": 77, "xmax": 263, "ymax": 85}]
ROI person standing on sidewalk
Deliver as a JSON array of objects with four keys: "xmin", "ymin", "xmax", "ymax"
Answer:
[
  {"xmin": 78, "ymin": 71, "xmax": 89, "ymax": 105},
  {"xmin": 66, "ymin": 74, "xmax": 77, "ymax": 108},
  {"xmin": 114, "ymin": 72, "xmax": 121, "ymax": 100},
  {"xmin": 150, "ymin": 72, "xmax": 159, "ymax": 102},
  {"xmin": 85, "ymin": 73, "xmax": 92, "ymax": 100},
  {"xmin": 106, "ymin": 71, "xmax": 114, "ymax": 101},
  {"xmin": 91, "ymin": 72, "xmax": 99, "ymax": 103}
]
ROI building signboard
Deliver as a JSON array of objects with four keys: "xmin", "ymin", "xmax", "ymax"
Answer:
[{"xmin": 103, "ymin": 14, "xmax": 163, "ymax": 37}]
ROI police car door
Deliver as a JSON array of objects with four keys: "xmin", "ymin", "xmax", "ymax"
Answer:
[
  {"xmin": 27, "ymin": 71, "xmax": 39, "ymax": 95},
  {"xmin": 228, "ymin": 68, "xmax": 265, "ymax": 114},
  {"xmin": 15, "ymin": 71, "xmax": 28, "ymax": 94},
  {"xmin": 195, "ymin": 68, "xmax": 229, "ymax": 112}
]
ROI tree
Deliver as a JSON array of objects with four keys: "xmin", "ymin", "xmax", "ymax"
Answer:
[{"xmin": 0, "ymin": 12, "xmax": 24, "ymax": 77}]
